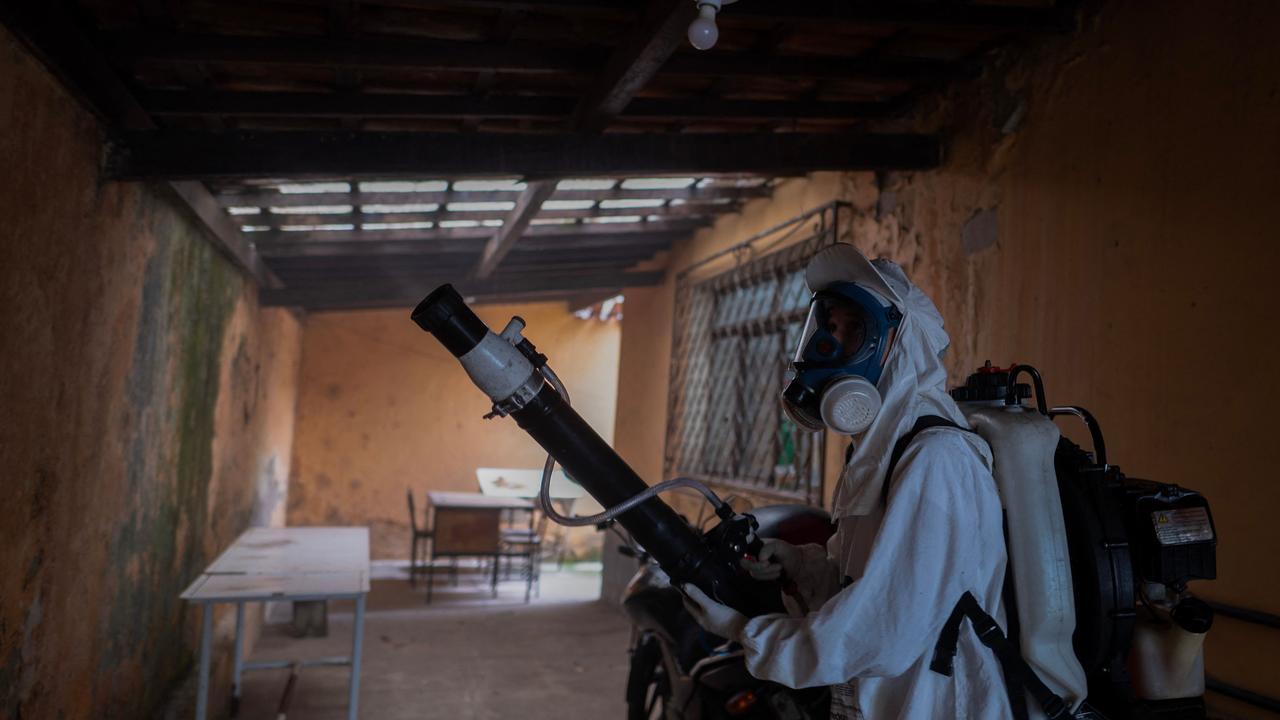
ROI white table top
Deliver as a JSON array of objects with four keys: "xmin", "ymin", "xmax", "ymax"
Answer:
[
  {"xmin": 476, "ymin": 467, "xmax": 586, "ymax": 500},
  {"xmin": 183, "ymin": 571, "xmax": 368, "ymax": 602},
  {"xmin": 182, "ymin": 526, "xmax": 370, "ymax": 601},
  {"xmin": 427, "ymin": 491, "xmax": 533, "ymax": 510}
]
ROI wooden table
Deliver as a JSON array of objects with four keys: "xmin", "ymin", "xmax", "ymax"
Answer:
[
  {"xmin": 425, "ymin": 492, "xmax": 533, "ymax": 602},
  {"xmin": 180, "ymin": 527, "xmax": 369, "ymax": 720}
]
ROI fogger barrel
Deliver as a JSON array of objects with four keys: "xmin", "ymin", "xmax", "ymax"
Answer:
[{"xmin": 412, "ymin": 284, "xmax": 779, "ymax": 616}]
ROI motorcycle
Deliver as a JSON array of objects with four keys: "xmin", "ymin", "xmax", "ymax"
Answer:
[{"xmin": 611, "ymin": 502, "xmax": 836, "ymax": 720}]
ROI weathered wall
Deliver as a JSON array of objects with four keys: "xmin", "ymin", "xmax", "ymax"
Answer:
[
  {"xmin": 287, "ymin": 303, "xmax": 619, "ymax": 560},
  {"xmin": 0, "ymin": 26, "xmax": 302, "ymax": 720},
  {"xmin": 611, "ymin": 1, "xmax": 1279, "ymax": 714}
]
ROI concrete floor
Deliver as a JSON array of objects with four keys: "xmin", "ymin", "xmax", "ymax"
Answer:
[{"xmin": 235, "ymin": 564, "xmax": 632, "ymax": 720}]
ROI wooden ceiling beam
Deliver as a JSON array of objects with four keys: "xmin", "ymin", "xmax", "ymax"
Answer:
[
  {"xmin": 273, "ymin": 251, "xmax": 659, "ymax": 278},
  {"xmin": 270, "ymin": 243, "xmax": 662, "ymax": 270},
  {"xmin": 723, "ymin": 2, "xmax": 1077, "ymax": 33},
  {"xmin": 107, "ymin": 130, "xmax": 942, "ymax": 181},
  {"xmin": 477, "ymin": 0, "xmax": 692, "ymax": 279},
  {"xmin": 138, "ymin": 90, "xmax": 898, "ymax": 122},
  {"xmin": 139, "ymin": 91, "xmax": 574, "ymax": 120},
  {"xmin": 259, "ymin": 270, "xmax": 665, "ymax": 310},
  {"xmin": 257, "ymin": 233, "xmax": 682, "ymax": 258},
  {"xmin": 663, "ymin": 53, "xmax": 949, "ymax": 82},
  {"xmin": 0, "ymin": 3, "xmax": 153, "ymax": 129},
  {"xmin": 376, "ymin": 1, "xmax": 1074, "ymax": 33},
  {"xmin": 109, "ymin": 33, "xmax": 594, "ymax": 74},
  {"xmin": 0, "ymin": 1, "xmax": 280, "ymax": 288},
  {"xmin": 253, "ymin": 218, "xmax": 705, "ymax": 245},
  {"xmin": 570, "ymin": 0, "xmax": 693, "ymax": 131},
  {"xmin": 111, "ymin": 33, "xmax": 954, "ymax": 83},
  {"xmin": 474, "ymin": 178, "xmax": 557, "ymax": 278}
]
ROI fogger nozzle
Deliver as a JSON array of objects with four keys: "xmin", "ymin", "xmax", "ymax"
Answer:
[{"xmin": 411, "ymin": 284, "xmax": 487, "ymax": 357}]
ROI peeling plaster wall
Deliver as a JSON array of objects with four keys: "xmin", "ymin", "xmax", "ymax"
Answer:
[
  {"xmin": 0, "ymin": 26, "xmax": 302, "ymax": 719},
  {"xmin": 287, "ymin": 304, "xmax": 619, "ymax": 561},
  {"xmin": 611, "ymin": 2, "xmax": 1279, "ymax": 713}
]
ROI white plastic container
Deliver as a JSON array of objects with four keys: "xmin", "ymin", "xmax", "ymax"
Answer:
[
  {"xmin": 960, "ymin": 401, "xmax": 1089, "ymax": 717},
  {"xmin": 1128, "ymin": 583, "xmax": 1208, "ymax": 700}
]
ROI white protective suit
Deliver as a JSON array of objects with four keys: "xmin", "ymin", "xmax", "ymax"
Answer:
[{"xmin": 741, "ymin": 248, "xmax": 1013, "ymax": 719}]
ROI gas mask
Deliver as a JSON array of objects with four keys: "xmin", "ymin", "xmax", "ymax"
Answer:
[{"xmin": 782, "ymin": 282, "xmax": 902, "ymax": 435}]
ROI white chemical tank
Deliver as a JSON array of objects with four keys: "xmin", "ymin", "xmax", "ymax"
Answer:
[{"xmin": 955, "ymin": 365, "xmax": 1088, "ymax": 717}]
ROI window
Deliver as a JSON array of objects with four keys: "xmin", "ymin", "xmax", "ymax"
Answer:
[{"xmin": 664, "ymin": 204, "xmax": 845, "ymax": 504}]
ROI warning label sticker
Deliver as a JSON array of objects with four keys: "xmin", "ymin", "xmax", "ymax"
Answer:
[{"xmin": 1151, "ymin": 507, "xmax": 1215, "ymax": 545}]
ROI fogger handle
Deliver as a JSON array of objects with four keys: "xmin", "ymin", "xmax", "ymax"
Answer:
[{"xmin": 411, "ymin": 284, "xmax": 783, "ymax": 617}]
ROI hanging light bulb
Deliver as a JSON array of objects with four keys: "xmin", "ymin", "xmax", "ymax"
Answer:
[{"xmin": 687, "ymin": 0, "xmax": 721, "ymax": 51}]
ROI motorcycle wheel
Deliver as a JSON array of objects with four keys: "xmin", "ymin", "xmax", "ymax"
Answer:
[{"xmin": 627, "ymin": 636, "xmax": 673, "ymax": 720}]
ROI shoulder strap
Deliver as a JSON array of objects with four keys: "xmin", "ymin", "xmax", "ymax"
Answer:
[
  {"xmin": 880, "ymin": 415, "xmax": 966, "ymax": 506},
  {"xmin": 931, "ymin": 592, "xmax": 1071, "ymax": 720}
]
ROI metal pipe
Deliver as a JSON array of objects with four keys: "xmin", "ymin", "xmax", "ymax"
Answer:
[
  {"xmin": 1008, "ymin": 364, "xmax": 1048, "ymax": 415},
  {"xmin": 196, "ymin": 602, "xmax": 213, "ymax": 720},
  {"xmin": 1201, "ymin": 603, "xmax": 1280, "ymax": 713},
  {"xmin": 1049, "ymin": 405, "xmax": 1108, "ymax": 468},
  {"xmin": 1204, "ymin": 601, "xmax": 1280, "ymax": 630},
  {"xmin": 276, "ymin": 662, "xmax": 300, "ymax": 720},
  {"xmin": 1206, "ymin": 676, "xmax": 1280, "ymax": 714},
  {"xmin": 232, "ymin": 602, "xmax": 245, "ymax": 718}
]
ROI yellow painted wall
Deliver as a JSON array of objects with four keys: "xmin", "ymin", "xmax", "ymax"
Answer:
[
  {"xmin": 0, "ymin": 25, "xmax": 303, "ymax": 718},
  {"xmin": 611, "ymin": 1, "xmax": 1279, "ymax": 714},
  {"xmin": 287, "ymin": 302, "xmax": 619, "ymax": 560}
]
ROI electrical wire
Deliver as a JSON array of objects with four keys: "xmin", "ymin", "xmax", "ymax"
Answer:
[{"xmin": 536, "ymin": 365, "xmax": 725, "ymax": 527}]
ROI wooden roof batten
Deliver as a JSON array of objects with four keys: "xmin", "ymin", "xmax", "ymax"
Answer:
[
  {"xmin": 474, "ymin": 0, "xmax": 695, "ymax": 281},
  {"xmin": 0, "ymin": 0, "xmax": 1080, "ymax": 311},
  {"xmin": 0, "ymin": 1, "xmax": 280, "ymax": 288}
]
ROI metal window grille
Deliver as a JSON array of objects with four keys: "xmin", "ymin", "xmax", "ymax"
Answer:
[{"xmin": 664, "ymin": 204, "xmax": 846, "ymax": 505}]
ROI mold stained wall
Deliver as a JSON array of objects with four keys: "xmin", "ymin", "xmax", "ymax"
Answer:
[
  {"xmin": 0, "ymin": 27, "xmax": 303, "ymax": 719},
  {"xmin": 286, "ymin": 303, "xmax": 619, "ymax": 560},
  {"xmin": 610, "ymin": 1, "xmax": 1279, "ymax": 714}
]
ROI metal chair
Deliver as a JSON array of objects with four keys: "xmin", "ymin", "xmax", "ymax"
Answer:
[
  {"xmin": 499, "ymin": 510, "xmax": 547, "ymax": 603},
  {"xmin": 406, "ymin": 490, "xmax": 433, "ymax": 587}
]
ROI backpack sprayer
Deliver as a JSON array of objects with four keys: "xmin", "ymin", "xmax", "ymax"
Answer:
[
  {"xmin": 951, "ymin": 363, "xmax": 1218, "ymax": 719},
  {"xmin": 411, "ymin": 284, "xmax": 784, "ymax": 617}
]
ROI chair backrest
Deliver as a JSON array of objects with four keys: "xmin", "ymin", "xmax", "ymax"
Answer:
[{"xmin": 407, "ymin": 489, "xmax": 419, "ymax": 533}]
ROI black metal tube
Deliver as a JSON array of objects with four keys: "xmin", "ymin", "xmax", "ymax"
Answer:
[
  {"xmin": 1049, "ymin": 405, "xmax": 1108, "ymax": 468},
  {"xmin": 411, "ymin": 284, "xmax": 489, "ymax": 357},
  {"xmin": 411, "ymin": 284, "xmax": 781, "ymax": 616},
  {"xmin": 1204, "ymin": 601, "xmax": 1280, "ymax": 630},
  {"xmin": 1205, "ymin": 676, "xmax": 1280, "ymax": 714},
  {"xmin": 1008, "ymin": 364, "xmax": 1048, "ymax": 415}
]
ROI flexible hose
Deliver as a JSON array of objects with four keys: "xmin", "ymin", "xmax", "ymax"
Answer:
[{"xmin": 536, "ymin": 365, "xmax": 725, "ymax": 527}]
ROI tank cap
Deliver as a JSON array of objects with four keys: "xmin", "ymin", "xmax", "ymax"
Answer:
[
  {"xmin": 950, "ymin": 361, "xmax": 1032, "ymax": 403},
  {"xmin": 1172, "ymin": 597, "xmax": 1214, "ymax": 634}
]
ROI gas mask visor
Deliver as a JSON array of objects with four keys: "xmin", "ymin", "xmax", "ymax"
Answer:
[{"xmin": 782, "ymin": 282, "xmax": 902, "ymax": 435}]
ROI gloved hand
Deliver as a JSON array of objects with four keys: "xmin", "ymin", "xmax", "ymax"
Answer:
[
  {"xmin": 681, "ymin": 584, "xmax": 748, "ymax": 640},
  {"xmin": 739, "ymin": 538, "xmax": 803, "ymax": 581}
]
